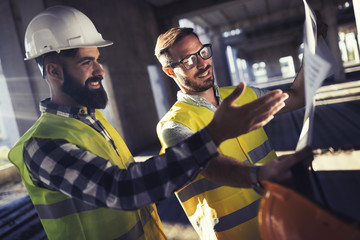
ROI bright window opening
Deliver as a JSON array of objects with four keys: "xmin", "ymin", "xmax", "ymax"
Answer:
[
  {"xmin": 279, "ymin": 56, "xmax": 296, "ymax": 78},
  {"xmin": 252, "ymin": 62, "xmax": 268, "ymax": 82}
]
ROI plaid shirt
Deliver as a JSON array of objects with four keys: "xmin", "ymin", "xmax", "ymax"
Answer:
[{"xmin": 23, "ymin": 98, "xmax": 219, "ymax": 210}]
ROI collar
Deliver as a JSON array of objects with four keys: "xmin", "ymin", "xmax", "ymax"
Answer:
[
  {"xmin": 39, "ymin": 98, "xmax": 95, "ymax": 118},
  {"xmin": 177, "ymin": 85, "xmax": 222, "ymax": 109}
]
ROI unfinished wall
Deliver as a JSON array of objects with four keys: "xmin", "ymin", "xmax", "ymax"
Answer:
[{"xmin": 2, "ymin": 0, "xmax": 162, "ymax": 153}]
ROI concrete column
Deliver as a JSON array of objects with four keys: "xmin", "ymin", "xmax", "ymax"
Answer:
[
  {"xmin": 0, "ymin": 0, "xmax": 41, "ymax": 135},
  {"xmin": 265, "ymin": 60, "xmax": 282, "ymax": 79},
  {"xmin": 211, "ymin": 34, "xmax": 232, "ymax": 87},
  {"xmin": 225, "ymin": 46, "xmax": 242, "ymax": 85},
  {"xmin": 321, "ymin": 1, "xmax": 346, "ymax": 81},
  {"xmin": 245, "ymin": 59, "xmax": 256, "ymax": 83}
]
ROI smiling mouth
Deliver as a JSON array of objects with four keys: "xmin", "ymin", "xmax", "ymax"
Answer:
[
  {"xmin": 198, "ymin": 70, "xmax": 210, "ymax": 78},
  {"xmin": 88, "ymin": 81, "xmax": 101, "ymax": 89}
]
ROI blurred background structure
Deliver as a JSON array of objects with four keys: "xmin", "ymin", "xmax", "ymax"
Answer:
[{"xmin": 0, "ymin": 0, "xmax": 359, "ymax": 239}]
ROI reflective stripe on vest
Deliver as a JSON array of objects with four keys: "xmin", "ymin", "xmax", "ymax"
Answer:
[
  {"xmin": 35, "ymin": 198, "xmax": 155, "ymax": 220},
  {"xmin": 36, "ymin": 198, "xmax": 156, "ymax": 240},
  {"xmin": 177, "ymin": 178, "xmax": 222, "ymax": 202},
  {"xmin": 157, "ymin": 86, "xmax": 276, "ymax": 239},
  {"xmin": 213, "ymin": 199, "xmax": 260, "ymax": 232},
  {"xmin": 35, "ymin": 198, "xmax": 99, "ymax": 219},
  {"xmin": 248, "ymin": 139, "xmax": 273, "ymax": 164}
]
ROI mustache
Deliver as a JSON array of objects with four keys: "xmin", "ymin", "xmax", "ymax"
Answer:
[{"xmin": 196, "ymin": 65, "xmax": 211, "ymax": 77}]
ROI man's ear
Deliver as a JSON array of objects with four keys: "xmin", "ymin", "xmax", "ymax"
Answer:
[
  {"xmin": 163, "ymin": 66, "xmax": 176, "ymax": 78},
  {"xmin": 46, "ymin": 63, "xmax": 62, "ymax": 80}
]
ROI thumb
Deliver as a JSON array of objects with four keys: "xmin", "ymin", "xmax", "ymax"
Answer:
[{"xmin": 222, "ymin": 82, "xmax": 246, "ymax": 106}]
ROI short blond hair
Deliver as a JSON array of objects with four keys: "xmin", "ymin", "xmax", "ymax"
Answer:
[{"xmin": 154, "ymin": 27, "xmax": 199, "ymax": 66}]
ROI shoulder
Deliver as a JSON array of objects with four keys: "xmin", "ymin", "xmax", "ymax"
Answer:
[
  {"xmin": 250, "ymin": 86, "xmax": 270, "ymax": 98},
  {"xmin": 219, "ymin": 85, "xmax": 258, "ymax": 104},
  {"xmin": 159, "ymin": 121, "xmax": 195, "ymax": 147}
]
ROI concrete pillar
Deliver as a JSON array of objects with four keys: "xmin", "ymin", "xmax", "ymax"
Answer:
[
  {"xmin": 265, "ymin": 60, "xmax": 282, "ymax": 79},
  {"xmin": 321, "ymin": 1, "xmax": 346, "ymax": 81},
  {"xmin": 211, "ymin": 34, "xmax": 232, "ymax": 87},
  {"xmin": 225, "ymin": 46, "xmax": 242, "ymax": 85},
  {"xmin": 245, "ymin": 59, "xmax": 256, "ymax": 83},
  {"xmin": 0, "ymin": 0, "xmax": 41, "ymax": 136}
]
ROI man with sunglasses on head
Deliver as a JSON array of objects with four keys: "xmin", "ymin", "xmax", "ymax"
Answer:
[{"xmin": 154, "ymin": 27, "xmax": 321, "ymax": 239}]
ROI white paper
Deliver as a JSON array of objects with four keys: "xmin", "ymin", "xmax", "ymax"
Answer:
[{"xmin": 296, "ymin": 0, "xmax": 336, "ymax": 150}]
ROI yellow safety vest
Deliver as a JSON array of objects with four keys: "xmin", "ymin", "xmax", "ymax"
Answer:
[
  {"xmin": 9, "ymin": 110, "xmax": 165, "ymax": 240},
  {"xmin": 157, "ymin": 86, "xmax": 276, "ymax": 240}
]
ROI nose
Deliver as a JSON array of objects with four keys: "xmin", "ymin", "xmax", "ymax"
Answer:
[
  {"xmin": 94, "ymin": 62, "xmax": 105, "ymax": 76},
  {"xmin": 196, "ymin": 54, "xmax": 207, "ymax": 69}
]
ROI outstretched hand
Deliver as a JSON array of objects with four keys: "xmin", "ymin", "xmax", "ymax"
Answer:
[
  {"xmin": 258, "ymin": 147, "xmax": 314, "ymax": 187},
  {"xmin": 206, "ymin": 82, "xmax": 288, "ymax": 146}
]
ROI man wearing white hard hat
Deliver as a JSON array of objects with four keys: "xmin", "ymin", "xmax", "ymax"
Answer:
[{"xmin": 8, "ymin": 5, "xmax": 312, "ymax": 240}]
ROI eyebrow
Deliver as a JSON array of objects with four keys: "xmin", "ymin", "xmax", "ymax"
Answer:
[
  {"xmin": 181, "ymin": 45, "xmax": 204, "ymax": 60},
  {"xmin": 76, "ymin": 56, "xmax": 96, "ymax": 63}
]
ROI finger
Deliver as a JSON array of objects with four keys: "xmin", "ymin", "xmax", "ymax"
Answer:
[
  {"xmin": 293, "ymin": 147, "xmax": 314, "ymax": 159},
  {"xmin": 250, "ymin": 89, "xmax": 287, "ymax": 110},
  {"xmin": 243, "ymin": 89, "xmax": 288, "ymax": 116},
  {"xmin": 275, "ymin": 171, "xmax": 293, "ymax": 184},
  {"xmin": 260, "ymin": 98, "xmax": 286, "ymax": 116},
  {"xmin": 244, "ymin": 98, "xmax": 286, "ymax": 131},
  {"xmin": 248, "ymin": 115, "xmax": 274, "ymax": 132},
  {"xmin": 248, "ymin": 102, "xmax": 285, "ymax": 130},
  {"xmin": 277, "ymin": 147, "xmax": 314, "ymax": 171},
  {"xmin": 250, "ymin": 94, "xmax": 287, "ymax": 119},
  {"xmin": 222, "ymin": 82, "xmax": 246, "ymax": 106}
]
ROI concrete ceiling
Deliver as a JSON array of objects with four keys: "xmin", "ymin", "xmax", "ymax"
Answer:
[{"xmin": 145, "ymin": 0, "xmax": 351, "ymax": 34}]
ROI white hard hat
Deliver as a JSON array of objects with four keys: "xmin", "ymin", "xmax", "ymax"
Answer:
[{"xmin": 24, "ymin": 5, "xmax": 113, "ymax": 60}]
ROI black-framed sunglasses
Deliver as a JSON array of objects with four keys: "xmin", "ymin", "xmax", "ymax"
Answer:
[{"xmin": 167, "ymin": 44, "xmax": 212, "ymax": 70}]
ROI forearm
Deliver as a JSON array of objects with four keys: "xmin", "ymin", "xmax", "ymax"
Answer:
[
  {"xmin": 202, "ymin": 154, "xmax": 253, "ymax": 188},
  {"xmin": 202, "ymin": 147, "xmax": 314, "ymax": 190},
  {"xmin": 24, "ymin": 131, "xmax": 218, "ymax": 210},
  {"xmin": 280, "ymin": 62, "xmax": 305, "ymax": 114}
]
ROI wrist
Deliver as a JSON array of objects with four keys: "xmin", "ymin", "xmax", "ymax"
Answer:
[
  {"xmin": 250, "ymin": 165, "xmax": 263, "ymax": 195},
  {"xmin": 205, "ymin": 123, "xmax": 224, "ymax": 147}
]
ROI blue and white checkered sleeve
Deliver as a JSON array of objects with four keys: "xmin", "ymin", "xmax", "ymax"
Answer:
[{"xmin": 23, "ymin": 127, "xmax": 218, "ymax": 210}]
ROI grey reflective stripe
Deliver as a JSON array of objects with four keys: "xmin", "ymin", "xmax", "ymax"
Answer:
[
  {"xmin": 35, "ymin": 198, "xmax": 99, "ymax": 219},
  {"xmin": 115, "ymin": 221, "xmax": 144, "ymax": 240},
  {"xmin": 177, "ymin": 140, "xmax": 271, "ymax": 203},
  {"xmin": 36, "ymin": 199, "xmax": 155, "ymax": 239},
  {"xmin": 213, "ymin": 199, "xmax": 260, "ymax": 232},
  {"xmin": 36, "ymin": 199, "xmax": 155, "ymax": 220},
  {"xmin": 177, "ymin": 178, "xmax": 222, "ymax": 202},
  {"xmin": 248, "ymin": 140, "xmax": 273, "ymax": 164}
]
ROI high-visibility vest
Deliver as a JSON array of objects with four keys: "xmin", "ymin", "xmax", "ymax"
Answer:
[
  {"xmin": 157, "ymin": 86, "xmax": 276, "ymax": 240},
  {"xmin": 9, "ymin": 110, "xmax": 165, "ymax": 240}
]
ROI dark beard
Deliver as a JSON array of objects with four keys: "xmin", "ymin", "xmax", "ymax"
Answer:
[
  {"xmin": 61, "ymin": 68, "xmax": 108, "ymax": 109},
  {"xmin": 184, "ymin": 77, "xmax": 214, "ymax": 92},
  {"xmin": 184, "ymin": 66, "xmax": 214, "ymax": 92}
]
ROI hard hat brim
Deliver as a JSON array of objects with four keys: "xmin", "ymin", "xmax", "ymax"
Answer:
[{"xmin": 24, "ymin": 40, "xmax": 113, "ymax": 60}]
